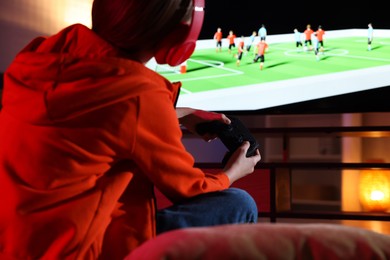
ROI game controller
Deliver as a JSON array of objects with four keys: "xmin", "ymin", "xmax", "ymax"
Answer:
[{"xmin": 195, "ymin": 116, "xmax": 260, "ymax": 166}]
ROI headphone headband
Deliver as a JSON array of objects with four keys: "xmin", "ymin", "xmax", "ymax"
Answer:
[{"xmin": 154, "ymin": 0, "xmax": 205, "ymax": 66}]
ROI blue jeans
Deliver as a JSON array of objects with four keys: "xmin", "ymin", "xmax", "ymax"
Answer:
[{"xmin": 156, "ymin": 188, "xmax": 258, "ymax": 234}]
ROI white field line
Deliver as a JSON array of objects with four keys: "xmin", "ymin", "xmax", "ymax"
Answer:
[
  {"xmin": 269, "ymin": 44, "xmax": 390, "ymax": 62},
  {"xmin": 177, "ymin": 59, "xmax": 243, "ymax": 94},
  {"xmin": 184, "ymin": 59, "xmax": 244, "ymax": 82},
  {"xmin": 176, "ymin": 64, "xmax": 390, "ymax": 111},
  {"xmin": 325, "ymin": 53, "xmax": 390, "ymax": 62},
  {"xmin": 354, "ymin": 39, "xmax": 390, "ymax": 45}
]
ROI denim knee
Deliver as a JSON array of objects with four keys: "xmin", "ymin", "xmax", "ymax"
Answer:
[
  {"xmin": 156, "ymin": 187, "xmax": 259, "ymax": 234},
  {"xmin": 220, "ymin": 188, "xmax": 258, "ymax": 223},
  {"xmin": 212, "ymin": 188, "xmax": 258, "ymax": 223}
]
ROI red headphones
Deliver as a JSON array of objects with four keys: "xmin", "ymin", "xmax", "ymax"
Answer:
[{"xmin": 154, "ymin": 0, "xmax": 205, "ymax": 66}]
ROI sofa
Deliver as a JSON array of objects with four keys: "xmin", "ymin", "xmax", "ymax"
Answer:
[{"xmin": 125, "ymin": 222, "xmax": 390, "ymax": 260}]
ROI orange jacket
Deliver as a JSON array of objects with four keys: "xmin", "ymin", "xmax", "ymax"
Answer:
[{"xmin": 0, "ymin": 24, "xmax": 229, "ymax": 260}]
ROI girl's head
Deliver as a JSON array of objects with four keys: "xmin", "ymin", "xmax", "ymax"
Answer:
[{"xmin": 92, "ymin": 0, "xmax": 192, "ymax": 63}]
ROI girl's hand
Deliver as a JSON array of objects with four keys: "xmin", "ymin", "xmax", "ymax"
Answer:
[
  {"xmin": 178, "ymin": 108, "xmax": 231, "ymax": 141},
  {"xmin": 223, "ymin": 141, "xmax": 261, "ymax": 185}
]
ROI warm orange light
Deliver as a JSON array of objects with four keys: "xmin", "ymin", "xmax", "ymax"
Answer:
[
  {"xmin": 359, "ymin": 169, "xmax": 390, "ymax": 212},
  {"xmin": 0, "ymin": 0, "xmax": 93, "ymax": 36}
]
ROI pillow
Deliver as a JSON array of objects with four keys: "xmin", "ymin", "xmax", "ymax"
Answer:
[{"xmin": 125, "ymin": 223, "xmax": 390, "ymax": 260}]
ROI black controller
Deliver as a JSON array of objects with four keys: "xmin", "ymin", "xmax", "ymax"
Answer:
[{"xmin": 195, "ymin": 116, "xmax": 260, "ymax": 166}]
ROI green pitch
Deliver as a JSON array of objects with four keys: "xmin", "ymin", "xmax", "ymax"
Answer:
[{"xmin": 158, "ymin": 37, "xmax": 390, "ymax": 94}]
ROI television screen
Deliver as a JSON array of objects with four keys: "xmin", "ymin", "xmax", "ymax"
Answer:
[{"xmin": 152, "ymin": 29, "xmax": 390, "ymax": 115}]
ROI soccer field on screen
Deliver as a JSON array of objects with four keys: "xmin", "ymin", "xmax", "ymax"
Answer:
[{"xmin": 153, "ymin": 29, "xmax": 390, "ymax": 111}]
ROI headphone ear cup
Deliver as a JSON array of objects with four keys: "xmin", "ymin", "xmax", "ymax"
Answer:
[
  {"xmin": 155, "ymin": 23, "xmax": 193, "ymax": 66},
  {"xmin": 155, "ymin": 0, "xmax": 205, "ymax": 66}
]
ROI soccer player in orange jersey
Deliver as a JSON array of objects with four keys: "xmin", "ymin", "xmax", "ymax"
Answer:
[
  {"xmin": 303, "ymin": 24, "xmax": 314, "ymax": 51},
  {"xmin": 214, "ymin": 27, "xmax": 223, "ymax": 52},
  {"xmin": 253, "ymin": 39, "xmax": 268, "ymax": 70},
  {"xmin": 236, "ymin": 36, "xmax": 245, "ymax": 66},
  {"xmin": 227, "ymin": 30, "xmax": 236, "ymax": 54},
  {"xmin": 315, "ymin": 25, "xmax": 325, "ymax": 52}
]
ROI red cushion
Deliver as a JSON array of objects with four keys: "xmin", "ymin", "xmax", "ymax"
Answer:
[{"xmin": 125, "ymin": 223, "xmax": 390, "ymax": 260}]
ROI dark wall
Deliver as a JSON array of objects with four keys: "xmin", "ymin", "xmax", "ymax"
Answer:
[
  {"xmin": 199, "ymin": 1, "xmax": 389, "ymax": 39},
  {"xmin": 0, "ymin": 73, "xmax": 3, "ymax": 109},
  {"xmin": 0, "ymin": 19, "xmax": 43, "ymax": 72}
]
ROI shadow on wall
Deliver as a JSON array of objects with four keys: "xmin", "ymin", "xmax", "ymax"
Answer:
[
  {"xmin": 0, "ymin": 73, "xmax": 3, "ymax": 109},
  {"xmin": 0, "ymin": 20, "xmax": 43, "ymax": 72},
  {"xmin": 0, "ymin": 18, "xmax": 43, "ymax": 109}
]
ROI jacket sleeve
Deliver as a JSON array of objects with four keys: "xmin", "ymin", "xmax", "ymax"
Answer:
[{"xmin": 131, "ymin": 88, "xmax": 230, "ymax": 203}]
